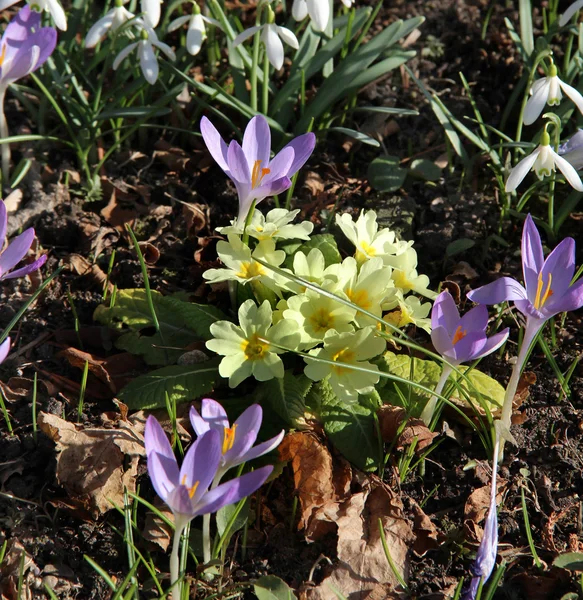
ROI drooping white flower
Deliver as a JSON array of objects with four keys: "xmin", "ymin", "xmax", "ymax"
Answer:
[
  {"xmin": 291, "ymin": 0, "xmax": 329, "ymax": 32},
  {"xmin": 340, "ymin": 0, "xmax": 354, "ymax": 7},
  {"xmin": 85, "ymin": 0, "xmax": 135, "ymax": 48},
  {"xmin": 113, "ymin": 27, "xmax": 175, "ymax": 85},
  {"xmin": 506, "ymin": 129, "xmax": 583, "ymax": 192},
  {"xmin": 524, "ymin": 63, "xmax": 583, "ymax": 125},
  {"xmin": 560, "ymin": 0, "xmax": 583, "ymax": 27},
  {"xmin": 232, "ymin": 9, "xmax": 298, "ymax": 71},
  {"xmin": 141, "ymin": 0, "xmax": 162, "ymax": 28},
  {"xmin": 0, "ymin": 0, "xmax": 67, "ymax": 30},
  {"xmin": 167, "ymin": 4, "xmax": 221, "ymax": 56}
]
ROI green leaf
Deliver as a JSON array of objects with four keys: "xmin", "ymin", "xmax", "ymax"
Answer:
[
  {"xmin": 375, "ymin": 352, "xmax": 504, "ymax": 415},
  {"xmin": 368, "ymin": 156, "xmax": 407, "ymax": 192},
  {"xmin": 253, "ymin": 575, "xmax": 297, "ymax": 600},
  {"xmin": 446, "ymin": 238, "xmax": 476, "ymax": 257},
  {"xmin": 518, "ymin": 0, "xmax": 534, "ymax": 57},
  {"xmin": 94, "ymin": 289, "xmax": 226, "ymax": 365},
  {"xmin": 256, "ymin": 371, "xmax": 313, "ymax": 427},
  {"xmin": 299, "ymin": 234, "xmax": 342, "ymax": 267},
  {"xmin": 117, "ymin": 359, "xmax": 220, "ymax": 409},
  {"xmin": 553, "ymin": 552, "xmax": 583, "ymax": 571},
  {"xmin": 311, "ymin": 380, "xmax": 378, "ymax": 471},
  {"xmin": 216, "ymin": 500, "xmax": 249, "ymax": 538},
  {"xmin": 409, "ymin": 158, "xmax": 442, "ymax": 181},
  {"xmin": 326, "ymin": 127, "xmax": 380, "ymax": 147}
]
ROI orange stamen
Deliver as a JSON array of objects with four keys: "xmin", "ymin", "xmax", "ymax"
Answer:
[
  {"xmin": 534, "ymin": 272, "xmax": 553, "ymax": 310},
  {"xmin": 0, "ymin": 45, "xmax": 6, "ymax": 68},
  {"xmin": 222, "ymin": 425, "xmax": 238, "ymax": 454},
  {"xmin": 181, "ymin": 475, "xmax": 200, "ymax": 499},
  {"xmin": 452, "ymin": 325, "xmax": 467, "ymax": 345},
  {"xmin": 251, "ymin": 160, "xmax": 270, "ymax": 188}
]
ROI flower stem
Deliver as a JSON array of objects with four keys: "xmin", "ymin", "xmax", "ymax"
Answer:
[
  {"xmin": 250, "ymin": 6, "xmax": 263, "ymax": 112},
  {"xmin": 202, "ymin": 470, "xmax": 225, "ymax": 565},
  {"xmin": 262, "ymin": 51, "xmax": 270, "ymax": 115},
  {"xmin": 170, "ymin": 520, "xmax": 187, "ymax": 599},
  {"xmin": 420, "ymin": 364, "xmax": 453, "ymax": 426},
  {"xmin": 0, "ymin": 86, "xmax": 10, "ymax": 185}
]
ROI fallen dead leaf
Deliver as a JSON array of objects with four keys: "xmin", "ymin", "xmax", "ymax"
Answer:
[
  {"xmin": 143, "ymin": 499, "xmax": 173, "ymax": 551},
  {"xmin": 0, "ymin": 540, "xmax": 41, "ymax": 600},
  {"xmin": 303, "ymin": 171, "xmax": 325, "ymax": 196},
  {"xmin": 183, "ymin": 202, "xmax": 209, "ymax": 237},
  {"xmin": 377, "ymin": 405, "xmax": 437, "ymax": 452},
  {"xmin": 409, "ymin": 498, "xmax": 440, "ymax": 556},
  {"xmin": 138, "ymin": 241, "xmax": 160, "ymax": 265},
  {"xmin": 67, "ymin": 254, "xmax": 114, "ymax": 293},
  {"xmin": 38, "ymin": 412, "xmax": 146, "ymax": 517},
  {"xmin": 464, "ymin": 478, "xmax": 507, "ymax": 543}
]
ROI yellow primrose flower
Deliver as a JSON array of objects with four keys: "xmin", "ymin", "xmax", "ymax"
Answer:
[
  {"xmin": 284, "ymin": 289, "xmax": 356, "ymax": 347},
  {"xmin": 335, "ymin": 210, "xmax": 400, "ymax": 264},
  {"xmin": 325, "ymin": 257, "xmax": 395, "ymax": 327},
  {"xmin": 206, "ymin": 299, "xmax": 300, "ymax": 387},
  {"xmin": 217, "ymin": 208, "xmax": 313, "ymax": 241},
  {"xmin": 382, "ymin": 293, "xmax": 432, "ymax": 333},
  {"xmin": 303, "ymin": 327, "xmax": 386, "ymax": 403},
  {"xmin": 279, "ymin": 248, "xmax": 328, "ymax": 294},
  {"xmin": 383, "ymin": 246, "xmax": 435, "ymax": 299},
  {"xmin": 203, "ymin": 234, "xmax": 285, "ymax": 289}
]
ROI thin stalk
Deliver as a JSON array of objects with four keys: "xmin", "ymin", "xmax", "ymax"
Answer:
[
  {"xmin": 202, "ymin": 471, "xmax": 224, "ymax": 564},
  {"xmin": 420, "ymin": 364, "xmax": 453, "ymax": 426},
  {"xmin": 169, "ymin": 518, "xmax": 188, "ymax": 599},
  {"xmin": 0, "ymin": 87, "xmax": 9, "ymax": 184},
  {"xmin": 514, "ymin": 62, "xmax": 540, "ymax": 157},
  {"xmin": 249, "ymin": 8, "xmax": 263, "ymax": 112},
  {"xmin": 262, "ymin": 52, "xmax": 269, "ymax": 115}
]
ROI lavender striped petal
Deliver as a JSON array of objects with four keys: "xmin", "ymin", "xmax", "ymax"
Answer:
[
  {"xmin": 148, "ymin": 451, "xmax": 179, "ymax": 504},
  {"xmin": 145, "ymin": 415, "xmax": 175, "ymax": 462},
  {"xmin": 466, "ymin": 277, "xmax": 528, "ymax": 306},
  {"xmin": 179, "ymin": 429, "xmax": 221, "ymax": 503},
  {"xmin": 0, "ymin": 228, "xmax": 34, "ymax": 277},
  {"xmin": 521, "ymin": 215, "xmax": 544, "ymax": 298},
  {"xmin": 242, "ymin": 115, "xmax": 271, "ymax": 172},
  {"xmin": 0, "ymin": 337, "xmax": 10, "ymax": 364},
  {"xmin": 281, "ymin": 132, "xmax": 316, "ymax": 176},
  {"xmin": 2, "ymin": 253, "xmax": 46, "ymax": 280},
  {"xmin": 200, "ymin": 116, "xmax": 230, "ymax": 172}
]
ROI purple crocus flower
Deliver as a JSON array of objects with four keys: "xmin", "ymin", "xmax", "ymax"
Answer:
[
  {"xmin": 190, "ymin": 399, "xmax": 284, "ymax": 479},
  {"xmin": 145, "ymin": 415, "xmax": 272, "ymax": 588},
  {"xmin": 0, "ymin": 6, "xmax": 57, "ymax": 180},
  {"xmin": 559, "ymin": 128, "xmax": 583, "ymax": 170},
  {"xmin": 200, "ymin": 115, "xmax": 316, "ymax": 222},
  {"xmin": 431, "ymin": 291, "xmax": 509, "ymax": 366},
  {"xmin": 463, "ymin": 434, "xmax": 500, "ymax": 600},
  {"xmin": 0, "ymin": 200, "xmax": 46, "ymax": 280},
  {"xmin": 0, "ymin": 337, "xmax": 10, "ymax": 363}
]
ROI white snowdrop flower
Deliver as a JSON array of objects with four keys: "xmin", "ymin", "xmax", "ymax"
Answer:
[
  {"xmin": 340, "ymin": 0, "xmax": 354, "ymax": 7},
  {"xmin": 560, "ymin": 0, "xmax": 583, "ymax": 27},
  {"xmin": 506, "ymin": 129, "xmax": 583, "ymax": 192},
  {"xmin": 113, "ymin": 27, "xmax": 175, "ymax": 85},
  {"xmin": 291, "ymin": 0, "xmax": 329, "ymax": 32},
  {"xmin": 85, "ymin": 0, "xmax": 135, "ymax": 48},
  {"xmin": 0, "ymin": 0, "xmax": 67, "ymax": 30},
  {"xmin": 524, "ymin": 63, "xmax": 583, "ymax": 125},
  {"xmin": 141, "ymin": 0, "xmax": 162, "ymax": 28},
  {"xmin": 167, "ymin": 4, "xmax": 221, "ymax": 56},
  {"xmin": 232, "ymin": 7, "xmax": 298, "ymax": 70}
]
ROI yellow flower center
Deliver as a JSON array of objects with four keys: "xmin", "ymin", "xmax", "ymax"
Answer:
[
  {"xmin": 251, "ymin": 160, "xmax": 271, "ymax": 189},
  {"xmin": 534, "ymin": 271, "xmax": 553, "ymax": 310},
  {"xmin": 384, "ymin": 307, "xmax": 413, "ymax": 329},
  {"xmin": 392, "ymin": 269, "xmax": 413, "ymax": 291},
  {"xmin": 355, "ymin": 241, "xmax": 375, "ymax": 263},
  {"xmin": 236, "ymin": 260, "xmax": 265, "ymax": 279},
  {"xmin": 452, "ymin": 325, "xmax": 467, "ymax": 345},
  {"xmin": 241, "ymin": 333, "xmax": 269, "ymax": 360},
  {"xmin": 309, "ymin": 308, "xmax": 335, "ymax": 333},
  {"xmin": 222, "ymin": 425, "xmax": 238, "ymax": 454},
  {"xmin": 331, "ymin": 347, "xmax": 355, "ymax": 375},
  {"xmin": 181, "ymin": 475, "xmax": 200, "ymax": 499},
  {"xmin": 346, "ymin": 288, "xmax": 371, "ymax": 310},
  {"xmin": 0, "ymin": 45, "xmax": 6, "ymax": 68}
]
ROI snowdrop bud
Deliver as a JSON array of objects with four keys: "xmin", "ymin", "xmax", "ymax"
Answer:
[
  {"xmin": 140, "ymin": 28, "xmax": 149, "ymax": 41},
  {"xmin": 265, "ymin": 5, "xmax": 275, "ymax": 23}
]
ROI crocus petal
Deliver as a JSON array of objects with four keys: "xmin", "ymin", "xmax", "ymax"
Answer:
[
  {"xmin": 0, "ymin": 202, "xmax": 7, "ymax": 249},
  {"xmin": 113, "ymin": 42, "xmax": 138, "ymax": 70},
  {"xmin": 46, "ymin": 0, "xmax": 67, "ymax": 31},
  {"xmin": 179, "ymin": 429, "xmax": 222, "ymax": 502},
  {"xmin": 167, "ymin": 483, "xmax": 196, "ymax": 517},
  {"xmin": 276, "ymin": 26, "xmax": 299, "ymax": 50},
  {"xmin": 537, "ymin": 237, "xmax": 576, "ymax": 308},
  {"xmin": 2, "ymin": 253, "xmax": 46, "ymax": 280},
  {"xmin": 280, "ymin": 132, "xmax": 316, "ymax": 176},
  {"xmin": 554, "ymin": 151, "xmax": 583, "ymax": 191},
  {"xmin": 262, "ymin": 25, "xmax": 284, "ymax": 70},
  {"xmin": 505, "ymin": 148, "xmax": 540, "ymax": 192},
  {"xmin": 236, "ymin": 430, "xmax": 284, "ymax": 464},
  {"xmin": 450, "ymin": 330, "xmax": 487, "ymax": 363},
  {"xmin": 0, "ymin": 228, "xmax": 34, "ymax": 276},
  {"xmin": 292, "ymin": 0, "xmax": 308, "ymax": 21},
  {"xmin": 523, "ymin": 79, "xmax": 551, "ymax": 125},
  {"xmin": 167, "ymin": 15, "xmax": 191, "ymax": 32},
  {"xmin": 148, "ymin": 451, "xmax": 180, "ymax": 504},
  {"xmin": 197, "ymin": 465, "xmax": 273, "ymax": 515},
  {"xmin": 242, "ymin": 115, "xmax": 271, "ymax": 172},
  {"xmin": 467, "ymin": 277, "xmax": 528, "ymax": 305},
  {"xmin": 560, "ymin": 0, "xmax": 583, "ymax": 26},
  {"xmin": 85, "ymin": 13, "xmax": 115, "ymax": 48},
  {"xmin": 4, "ymin": 5, "xmax": 39, "ymax": 42},
  {"xmin": 559, "ymin": 79, "xmax": 583, "ymax": 117},
  {"xmin": 232, "ymin": 25, "xmax": 262, "ymax": 49},
  {"xmin": 0, "ymin": 337, "xmax": 10, "ymax": 364},
  {"xmin": 139, "ymin": 40, "xmax": 159, "ymax": 84},
  {"xmin": 307, "ymin": 0, "xmax": 330, "ymax": 31},
  {"xmin": 472, "ymin": 328, "xmax": 510, "ymax": 361},
  {"xmin": 521, "ymin": 214, "xmax": 544, "ymax": 298},
  {"xmin": 550, "ymin": 276, "xmax": 583, "ymax": 313},
  {"xmin": 200, "ymin": 116, "xmax": 230, "ymax": 172},
  {"xmin": 189, "ymin": 406, "xmax": 211, "ymax": 436},
  {"xmin": 263, "ymin": 146, "xmax": 294, "ymax": 184},
  {"xmin": 145, "ymin": 415, "xmax": 176, "ymax": 462},
  {"xmin": 431, "ymin": 325, "xmax": 454, "ymax": 358},
  {"xmin": 458, "ymin": 303, "xmax": 489, "ymax": 335},
  {"xmin": 431, "ymin": 291, "xmax": 460, "ymax": 333},
  {"xmin": 200, "ymin": 398, "xmax": 230, "ymax": 431},
  {"xmin": 228, "ymin": 404, "xmax": 262, "ymax": 459},
  {"xmin": 251, "ymin": 175, "xmax": 292, "ymax": 202},
  {"xmin": 227, "ymin": 140, "xmax": 251, "ymax": 184}
]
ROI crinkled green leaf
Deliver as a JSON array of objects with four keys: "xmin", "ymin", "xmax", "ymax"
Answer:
[
  {"xmin": 117, "ymin": 359, "xmax": 220, "ymax": 410},
  {"xmin": 554, "ymin": 552, "xmax": 583, "ymax": 571},
  {"xmin": 256, "ymin": 371, "xmax": 313, "ymax": 428},
  {"xmin": 94, "ymin": 289, "xmax": 226, "ymax": 365},
  {"xmin": 409, "ymin": 158, "xmax": 443, "ymax": 181},
  {"xmin": 368, "ymin": 156, "xmax": 407, "ymax": 192},
  {"xmin": 254, "ymin": 575, "xmax": 297, "ymax": 600},
  {"xmin": 216, "ymin": 500, "xmax": 249, "ymax": 538},
  {"xmin": 299, "ymin": 234, "xmax": 342, "ymax": 267}
]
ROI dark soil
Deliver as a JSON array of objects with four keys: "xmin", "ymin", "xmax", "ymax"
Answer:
[{"xmin": 1, "ymin": 1, "xmax": 583, "ymax": 599}]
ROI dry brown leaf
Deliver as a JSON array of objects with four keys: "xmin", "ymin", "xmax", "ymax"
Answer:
[
  {"xmin": 464, "ymin": 478, "xmax": 506, "ymax": 543},
  {"xmin": 38, "ymin": 412, "xmax": 145, "ymax": 517},
  {"xmin": 303, "ymin": 171, "xmax": 325, "ymax": 196},
  {"xmin": 183, "ymin": 203, "xmax": 209, "ymax": 237},
  {"xmin": 0, "ymin": 540, "xmax": 40, "ymax": 600},
  {"xmin": 307, "ymin": 485, "xmax": 414, "ymax": 600},
  {"xmin": 138, "ymin": 241, "xmax": 160, "ymax": 265},
  {"xmin": 409, "ymin": 499, "xmax": 440, "ymax": 557},
  {"xmin": 67, "ymin": 254, "xmax": 114, "ymax": 293},
  {"xmin": 377, "ymin": 405, "xmax": 437, "ymax": 452},
  {"xmin": 143, "ymin": 500, "xmax": 174, "ymax": 551}
]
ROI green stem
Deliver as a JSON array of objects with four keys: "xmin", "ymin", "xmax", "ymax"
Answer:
[
  {"xmin": 262, "ymin": 51, "xmax": 270, "ymax": 115},
  {"xmin": 250, "ymin": 6, "xmax": 264, "ymax": 112},
  {"xmin": 202, "ymin": 470, "xmax": 224, "ymax": 564},
  {"xmin": 169, "ymin": 519, "xmax": 187, "ymax": 599},
  {"xmin": 420, "ymin": 364, "xmax": 453, "ymax": 426}
]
